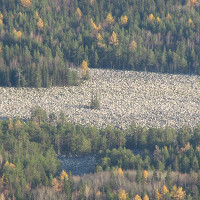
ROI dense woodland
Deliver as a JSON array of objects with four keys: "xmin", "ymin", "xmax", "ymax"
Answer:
[
  {"xmin": 0, "ymin": 107, "xmax": 199, "ymax": 199},
  {"xmin": 0, "ymin": 0, "xmax": 200, "ymax": 87},
  {"xmin": 1, "ymin": 0, "xmax": 200, "ymax": 199}
]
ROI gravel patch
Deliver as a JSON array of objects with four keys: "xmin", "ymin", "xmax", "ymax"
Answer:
[
  {"xmin": 0, "ymin": 69, "xmax": 200, "ymax": 129},
  {"xmin": 58, "ymin": 155, "xmax": 97, "ymax": 175}
]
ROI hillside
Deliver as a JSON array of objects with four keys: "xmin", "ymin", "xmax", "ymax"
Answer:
[
  {"xmin": 0, "ymin": 0, "xmax": 200, "ymax": 87},
  {"xmin": 1, "ymin": 69, "xmax": 200, "ymax": 129}
]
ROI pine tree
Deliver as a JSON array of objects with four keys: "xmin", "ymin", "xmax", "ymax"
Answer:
[
  {"xmin": 172, "ymin": 187, "xmax": 186, "ymax": 200},
  {"xmin": 136, "ymin": 168, "xmax": 143, "ymax": 184},
  {"xmin": 110, "ymin": 31, "xmax": 118, "ymax": 46},
  {"xmin": 37, "ymin": 18, "xmax": 44, "ymax": 30},
  {"xmin": 129, "ymin": 40, "xmax": 137, "ymax": 51},
  {"xmin": 134, "ymin": 194, "xmax": 142, "ymax": 200},
  {"xmin": 161, "ymin": 185, "xmax": 169, "ymax": 197},
  {"xmin": 90, "ymin": 18, "xmax": 101, "ymax": 31},
  {"xmin": 81, "ymin": 60, "xmax": 89, "ymax": 79},
  {"xmin": 143, "ymin": 195, "xmax": 149, "ymax": 200},
  {"xmin": 166, "ymin": 13, "xmax": 172, "ymax": 20},
  {"xmin": 148, "ymin": 14, "xmax": 155, "ymax": 21},
  {"xmin": 20, "ymin": 0, "xmax": 32, "ymax": 8},
  {"xmin": 165, "ymin": 167, "xmax": 173, "ymax": 190},
  {"xmin": 155, "ymin": 189, "xmax": 161, "ymax": 200},
  {"xmin": 143, "ymin": 170, "xmax": 148, "ymax": 183},
  {"xmin": 106, "ymin": 13, "xmax": 114, "ymax": 25},
  {"xmin": 118, "ymin": 190, "xmax": 127, "ymax": 200},
  {"xmin": 90, "ymin": 92, "xmax": 100, "ymax": 110},
  {"xmin": 118, "ymin": 168, "xmax": 124, "ymax": 176},
  {"xmin": 120, "ymin": 16, "xmax": 128, "ymax": 25},
  {"xmin": 60, "ymin": 170, "xmax": 68, "ymax": 181},
  {"xmin": 75, "ymin": 8, "xmax": 82, "ymax": 18}
]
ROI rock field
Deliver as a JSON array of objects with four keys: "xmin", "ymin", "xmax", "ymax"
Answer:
[{"xmin": 0, "ymin": 69, "xmax": 200, "ymax": 129}]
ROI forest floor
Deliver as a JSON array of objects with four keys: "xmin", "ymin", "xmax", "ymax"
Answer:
[{"xmin": 0, "ymin": 69, "xmax": 200, "ymax": 129}]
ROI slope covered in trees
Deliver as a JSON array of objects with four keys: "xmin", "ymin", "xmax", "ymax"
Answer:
[
  {"xmin": 1, "ymin": 108, "xmax": 200, "ymax": 199},
  {"xmin": 0, "ymin": 0, "xmax": 200, "ymax": 87}
]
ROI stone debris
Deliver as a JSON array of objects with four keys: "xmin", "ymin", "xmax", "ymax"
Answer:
[
  {"xmin": 0, "ymin": 69, "xmax": 200, "ymax": 129},
  {"xmin": 59, "ymin": 155, "xmax": 97, "ymax": 175}
]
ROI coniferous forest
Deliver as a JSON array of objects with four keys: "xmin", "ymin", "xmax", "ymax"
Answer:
[
  {"xmin": 1, "ymin": 0, "xmax": 200, "ymax": 199},
  {"xmin": 0, "ymin": 0, "xmax": 200, "ymax": 87},
  {"xmin": 0, "ymin": 108, "xmax": 200, "ymax": 199}
]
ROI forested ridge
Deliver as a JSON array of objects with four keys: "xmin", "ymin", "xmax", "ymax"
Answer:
[
  {"xmin": 0, "ymin": 0, "xmax": 200, "ymax": 87},
  {"xmin": 0, "ymin": 108, "xmax": 200, "ymax": 199}
]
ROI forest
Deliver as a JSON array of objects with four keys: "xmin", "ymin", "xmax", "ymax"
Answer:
[
  {"xmin": 0, "ymin": 107, "xmax": 200, "ymax": 199},
  {"xmin": 1, "ymin": 0, "xmax": 200, "ymax": 199},
  {"xmin": 0, "ymin": 0, "xmax": 200, "ymax": 87}
]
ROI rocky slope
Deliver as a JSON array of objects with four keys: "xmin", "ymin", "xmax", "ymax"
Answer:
[{"xmin": 0, "ymin": 69, "xmax": 200, "ymax": 129}]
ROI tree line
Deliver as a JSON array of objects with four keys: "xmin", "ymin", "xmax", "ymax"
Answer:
[
  {"xmin": 0, "ymin": 107, "xmax": 200, "ymax": 199},
  {"xmin": 0, "ymin": 0, "xmax": 200, "ymax": 87}
]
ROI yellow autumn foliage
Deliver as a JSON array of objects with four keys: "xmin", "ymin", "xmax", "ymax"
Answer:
[
  {"xmin": 148, "ymin": 14, "xmax": 155, "ymax": 22},
  {"xmin": 97, "ymin": 41, "xmax": 106, "ymax": 48},
  {"xmin": 0, "ymin": 19, "xmax": 3, "ymax": 26},
  {"xmin": 129, "ymin": 40, "xmax": 137, "ymax": 50},
  {"xmin": 161, "ymin": 185, "xmax": 169, "ymax": 196},
  {"xmin": 35, "ymin": 11, "xmax": 39, "ymax": 19},
  {"xmin": 196, "ymin": 145, "xmax": 200, "ymax": 152},
  {"xmin": 96, "ymin": 190, "xmax": 101, "ymax": 197},
  {"xmin": 81, "ymin": 60, "xmax": 89, "ymax": 77},
  {"xmin": 143, "ymin": 194, "xmax": 149, "ymax": 200},
  {"xmin": 110, "ymin": 31, "xmax": 118, "ymax": 46},
  {"xmin": 0, "ymin": 193, "xmax": 5, "ymax": 200},
  {"xmin": 9, "ymin": 163, "xmax": 16, "ymax": 168},
  {"xmin": 0, "ymin": 174, "xmax": 5, "ymax": 184},
  {"xmin": 60, "ymin": 170, "xmax": 68, "ymax": 181},
  {"xmin": 37, "ymin": 18, "xmax": 44, "ymax": 30},
  {"xmin": 0, "ymin": 174, "xmax": 8, "ymax": 184},
  {"xmin": 179, "ymin": 142, "xmax": 190, "ymax": 153},
  {"xmin": 106, "ymin": 13, "xmax": 114, "ymax": 25},
  {"xmin": 13, "ymin": 29, "xmax": 22, "ymax": 40},
  {"xmin": 76, "ymin": 8, "xmax": 82, "ymax": 18},
  {"xmin": 118, "ymin": 168, "xmax": 124, "ymax": 176},
  {"xmin": 172, "ymin": 187, "xmax": 186, "ymax": 200},
  {"xmin": 17, "ymin": 31, "xmax": 22, "ymax": 39},
  {"xmin": 120, "ymin": 15, "xmax": 128, "ymax": 25},
  {"xmin": 155, "ymin": 189, "xmax": 161, "ymax": 200},
  {"xmin": 85, "ymin": 185, "xmax": 91, "ymax": 198},
  {"xmin": 188, "ymin": 18, "xmax": 193, "ymax": 24},
  {"xmin": 0, "ymin": 174, "xmax": 8, "ymax": 185},
  {"xmin": 4, "ymin": 161, "xmax": 15, "ymax": 169},
  {"xmin": 90, "ymin": 18, "xmax": 101, "ymax": 31},
  {"xmin": 21, "ymin": 0, "xmax": 32, "ymax": 8},
  {"xmin": 190, "ymin": 0, "xmax": 197, "ymax": 3},
  {"xmin": 4, "ymin": 161, "xmax": 9, "ymax": 167},
  {"xmin": 15, "ymin": 120, "xmax": 23, "ymax": 129},
  {"xmin": 188, "ymin": 0, "xmax": 199, "ymax": 6},
  {"xmin": 0, "ymin": 14, "xmax": 3, "ymax": 19},
  {"xmin": 134, "ymin": 194, "xmax": 142, "ymax": 200},
  {"xmin": 157, "ymin": 17, "xmax": 161, "ymax": 22},
  {"xmin": 118, "ymin": 190, "xmax": 127, "ymax": 200},
  {"xmin": 143, "ymin": 170, "xmax": 148, "ymax": 181},
  {"xmin": 90, "ymin": 0, "xmax": 95, "ymax": 5},
  {"xmin": 18, "ymin": 12, "xmax": 23, "ymax": 16},
  {"xmin": 170, "ymin": 185, "xmax": 178, "ymax": 197},
  {"xmin": 8, "ymin": 118, "xmax": 14, "ymax": 131},
  {"xmin": 97, "ymin": 33, "xmax": 105, "ymax": 47},
  {"xmin": 188, "ymin": 18, "xmax": 195, "ymax": 27},
  {"xmin": 97, "ymin": 33, "xmax": 103, "ymax": 41},
  {"xmin": 52, "ymin": 178, "xmax": 63, "ymax": 192},
  {"xmin": 166, "ymin": 13, "xmax": 172, "ymax": 20}
]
